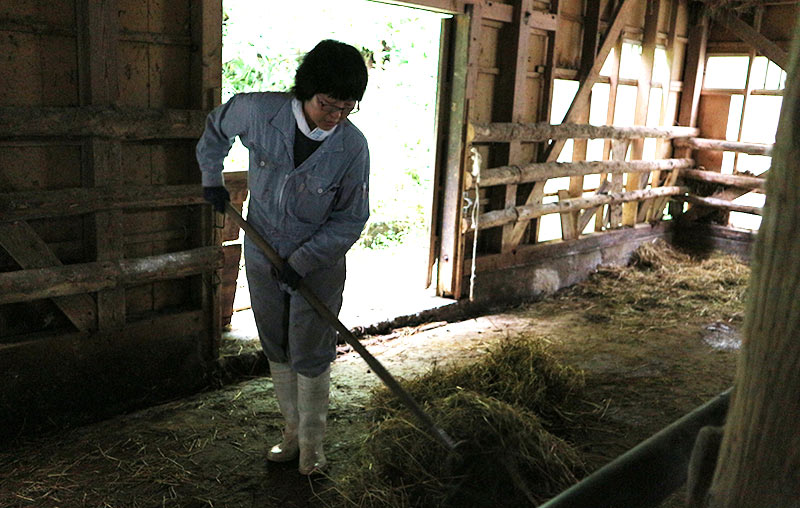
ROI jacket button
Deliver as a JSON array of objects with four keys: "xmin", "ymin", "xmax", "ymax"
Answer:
[
  {"xmin": 259, "ymin": 161, "xmax": 266, "ymax": 167},
  {"xmin": 317, "ymin": 188, "xmax": 324, "ymax": 194}
]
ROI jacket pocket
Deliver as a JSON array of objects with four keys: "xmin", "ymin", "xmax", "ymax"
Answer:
[
  {"xmin": 249, "ymin": 146, "xmax": 280, "ymax": 200},
  {"xmin": 289, "ymin": 174, "xmax": 339, "ymax": 225}
]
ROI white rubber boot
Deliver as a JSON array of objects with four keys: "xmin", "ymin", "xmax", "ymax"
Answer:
[
  {"xmin": 267, "ymin": 360, "xmax": 299, "ymax": 462},
  {"xmin": 297, "ymin": 366, "xmax": 331, "ymax": 475}
]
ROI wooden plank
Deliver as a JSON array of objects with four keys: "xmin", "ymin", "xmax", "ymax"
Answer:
[
  {"xmin": 427, "ymin": 18, "xmax": 452, "ymax": 290},
  {"xmin": 623, "ymin": 0, "xmax": 661, "ymax": 227},
  {"xmin": 0, "ymin": 221, "xmax": 96, "ymax": 330},
  {"xmin": 469, "ymin": 122, "xmax": 698, "ymax": 142},
  {"xmin": 77, "ymin": 0, "xmax": 119, "ymax": 106},
  {"xmin": 470, "ymin": 221, "xmax": 672, "ymax": 274},
  {"xmin": 467, "ymin": 186, "xmax": 688, "ymax": 231},
  {"xmin": 87, "ymin": 140, "xmax": 126, "ymax": 330},
  {"xmin": 0, "ymin": 246, "xmax": 224, "ymax": 305},
  {"xmin": 715, "ymin": 9, "xmax": 789, "ymax": 70},
  {"xmin": 0, "ymin": 309, "xmax": 204, "ymax": 354},
  {"xmin": 673, "ymin": 137, "xmax": 774, "ymax": 156},
  {"xmin": 0, "ymin": 184, "xmax": 205, "ymax": 222},
  {"xmin": 468, "ymin": 158, "xmax": 694, "ymax": 187},
  {"xmin": 0, "ymin": 106, "xmax": 207, "ymax": 139}
]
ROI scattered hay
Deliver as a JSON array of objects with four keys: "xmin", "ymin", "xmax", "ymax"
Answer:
[
  {"xmin": 370, "ymin": 338, "xmax": 584, "ymax": 427},
  {"xmin": 569, "ymin": 239, "xmax": 749, "ymax": 328},
  {"xmin": 333, "ymin": 339, "xmax": 588, "ymax": 508}
]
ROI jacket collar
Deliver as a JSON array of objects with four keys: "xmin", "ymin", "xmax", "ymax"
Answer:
[{"xmin": 270, "ymin": 95, "xmax": 345, "ymax": 154}]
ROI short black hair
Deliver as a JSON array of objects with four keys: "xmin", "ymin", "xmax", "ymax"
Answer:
[{"xmin": 292, "ymin": 39, "xmax": 368, "ymax": 102}]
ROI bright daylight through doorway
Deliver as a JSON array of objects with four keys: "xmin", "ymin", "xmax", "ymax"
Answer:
[{"xmin": 221, "ymin": 0, "xmax": 455, "ymax": 340}]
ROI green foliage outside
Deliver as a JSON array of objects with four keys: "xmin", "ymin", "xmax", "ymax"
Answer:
[{"xmin": 221, "ymin": 0, "xmax": 449, "ymax": 250}]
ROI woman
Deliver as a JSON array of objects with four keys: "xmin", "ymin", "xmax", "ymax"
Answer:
[{"xmin": 196, "ymin": 39, "xmax": 370, "ymax": 475}]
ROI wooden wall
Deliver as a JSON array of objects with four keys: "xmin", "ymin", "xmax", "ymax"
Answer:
[
  {"xmin": 0, "ymin": 0, "xmax": 222, "ymax": 433},
  {"xmin": 421, "ymin": 0, "xmax": 792, "ymax": 301}
]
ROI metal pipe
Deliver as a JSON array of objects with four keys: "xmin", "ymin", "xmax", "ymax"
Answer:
[{"xmin": 539, "ymin": 388, "xmax": 732, "ymax": 508}]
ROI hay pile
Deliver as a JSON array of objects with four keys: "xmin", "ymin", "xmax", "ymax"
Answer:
[
  {"xmin": 334, "ymin": 339, "xmax": 588, "ymax": 508},
  {"xmin": 572, "ymin": 239, "xmax": 749, "ymax": 329}
]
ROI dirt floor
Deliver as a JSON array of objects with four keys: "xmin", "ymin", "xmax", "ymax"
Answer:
[{"xmin": 0, "ymin": 241, "xmax": 746, "ymax": 508}]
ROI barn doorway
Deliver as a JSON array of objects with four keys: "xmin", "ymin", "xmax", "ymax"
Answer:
[{"xmin": 220, "ymin": 0, "xmax": 456, "ymax": 346}]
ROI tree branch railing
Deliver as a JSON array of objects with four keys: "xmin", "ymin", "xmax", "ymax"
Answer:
[{"xmin": 464, "ymin": 123, "xmax": 699, "ymax": 239}]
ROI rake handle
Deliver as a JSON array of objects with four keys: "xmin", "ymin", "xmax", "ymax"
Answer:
[{"xmin": 223, "ymin": 202, "xmax": 457, "ymax": 452}]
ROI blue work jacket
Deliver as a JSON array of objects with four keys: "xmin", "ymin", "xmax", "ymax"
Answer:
[{"xmin": 196, "ymin": 92, "xmax": 370, "ymax": 276}]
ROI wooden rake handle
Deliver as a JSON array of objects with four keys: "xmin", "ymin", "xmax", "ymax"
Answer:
[{"xmin": 223, "ymin": 202, "xmax": 458, "ymax": 452}]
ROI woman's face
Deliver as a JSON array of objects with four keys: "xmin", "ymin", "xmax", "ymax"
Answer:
[{"xmin": 303, "ymin": 94, "xmax": 358, "ymax": 131}]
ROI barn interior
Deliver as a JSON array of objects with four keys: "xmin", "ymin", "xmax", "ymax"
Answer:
[{"xmin": 1, "ymin": 0, "xmax": 798, "ymax": 507}]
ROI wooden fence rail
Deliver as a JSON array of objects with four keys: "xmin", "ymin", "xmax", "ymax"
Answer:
[
  {"xmin": 681, "ymin": 195, "xmax": 763, "ymax": 216},
  {"xmin": 469, "ymin": 122, "xmax": 698, "ymax": 143},
  {"xmin": 673, "ymin": 137, "xmax": 773, "ymax": 156},
  {"xmin": 681, "ymin": 168, "xmax": 765, "ymax": 191},
  {"xmin": 0, "ymin": 246, "xmax": 223, "ymax": 305},
  {"xmin": 464, "ymin": 186, "xmax": 688, "ymax": 232},
  {"xmin": 467, "ymin": 158, "xmax": 694, "ymax": 188},
  {"xmin": 0, "ymin": 185, "xmax": 205, "ymax": 222}
]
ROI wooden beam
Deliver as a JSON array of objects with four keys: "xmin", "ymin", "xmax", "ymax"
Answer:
[
  {"xmin": 0, "ymin": 222, "xmax": 96, "ymax": 331},
  {"xmin": 466, "ymin": 186, "xmax": 688, "ymax": 231},
  {"xmin": 0, "ymin": 184, "xmax": 205, "ymax": 222},
  {"xmin": 681, "ymin": 168, "xmax": 765, "ymax": 190},
  {"xmin": 681, "ymin": 195, "xmax": 763, "ymax": 215},
  {"xmin": 682, "ymin": 170, "xmax": 769, "ymax": 221},
  {"xmin": 0, "ymin": 107, "xmax": 207, "ymax": 140},
  {"xmin": 715, "ymin": 9, "xmax": 789, "ymax": 70},
  {"xmin": 673, "ymin": 137, "xmax": 774, "ymax": 156},
  {"xmin": 469, "ymin": 158, "xmax": 694, "ymax": 187},
  {"xmin": 0, "ymin": 247, "xmax": 224, "ymax": 305},
  {"xmin": 469, "ymin": 122, "xmax": 698, "ymax": 142}
]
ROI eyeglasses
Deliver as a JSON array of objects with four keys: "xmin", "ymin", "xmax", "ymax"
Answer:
[{"xmin": 316, "ymin": 95, "xmax": 359, "ymax": 115}]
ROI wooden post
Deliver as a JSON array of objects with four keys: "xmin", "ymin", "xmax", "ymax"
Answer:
[
  {"xmin": 700, "ymin": 10, "xmax": 800, "ymax": 504},
  {"xmin": 565, "ymin": 0, "xmax": 601, "ymax": 240},
  {"xmin": 82, "ymin": 0, "xmax": 123, "ymax": 330},
  {"xmin": 642, "ymin": 0, "xmax": 683, "ymax": 223},
  {"xmin": 488, "ymin": 0, "xmax": 535, "ymax": 251},
  {"xmin": 191, "ymin": 0, "xmax": 223, "ymax": 355},
  {"xmin": 623, "ymin": 0, "xmax": 660, "ymax": 227},
  {"xmin": 436, "ymin": 10, "xmax": 473, "ymax": 298},
  {"xmin": 598, "ymin": 34, "xmax": 624, "ymax": 231}
]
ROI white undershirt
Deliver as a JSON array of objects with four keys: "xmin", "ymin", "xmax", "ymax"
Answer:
[{"xmin": 291, "ymin": 98, "xmax": 337, "ymax": 141}]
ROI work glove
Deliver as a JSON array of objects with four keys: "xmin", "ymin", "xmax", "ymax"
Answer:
[
  {"xmin": 276, "ymin": 262, "xmax": 303, "ymax": 290},
  {"xmin": 203, "ymin": 186, "xmax": 230, "ymax": 213}
]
